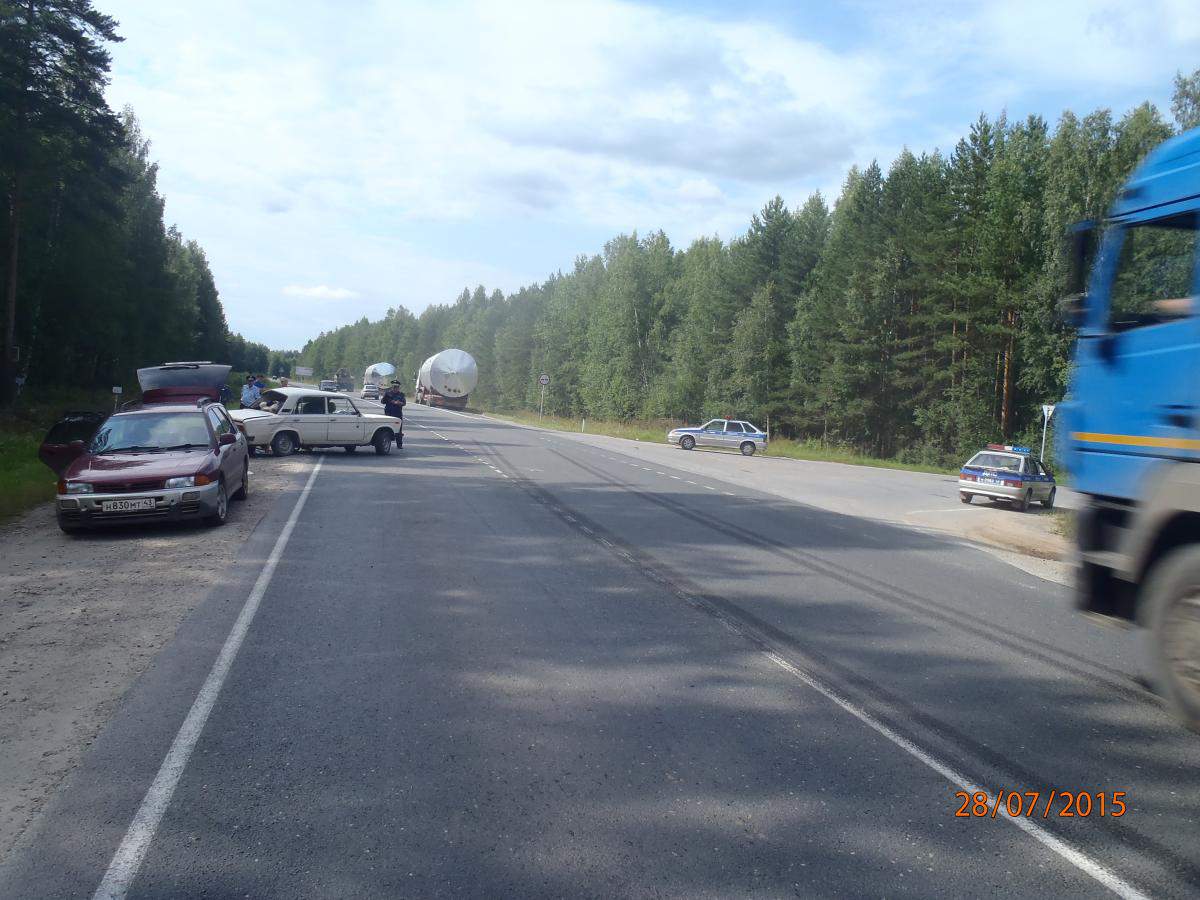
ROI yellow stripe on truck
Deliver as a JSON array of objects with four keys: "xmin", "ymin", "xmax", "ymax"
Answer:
[{"xmin": 1072, "ymin": 431, "xmax": 1200, "ymax": 451}]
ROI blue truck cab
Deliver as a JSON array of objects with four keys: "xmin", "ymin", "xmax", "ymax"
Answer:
[{"xmin": 1059, "ymin": 127, "xmax": 1200, "ymax": 730}]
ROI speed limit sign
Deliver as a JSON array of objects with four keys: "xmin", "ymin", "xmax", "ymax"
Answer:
[{"xmin": 538, "ymin": 373, "xmax": 550, "ymax": 386}]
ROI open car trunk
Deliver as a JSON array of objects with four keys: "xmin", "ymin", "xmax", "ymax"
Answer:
[
  {"xmin": 38, "ymin": 411, "xmax": 107, "ymax": 476},
  {"xmin": 137, "ymin": 362, "xmax": 232, "ymax": 404}
]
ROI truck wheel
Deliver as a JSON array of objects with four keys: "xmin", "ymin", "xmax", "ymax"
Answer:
[
  {"xmin": 740, "ymin": 441, "xmax": 756, "ymax": 456},
  {"xmin": 960, "ymin": 492, "xmax": 972, "ymax": 504},
  {"xmin": 373, "ymin": 431, "xmax": 393, "ymax": 455},
  {"xmin": 1143, "ymin": 546, "xmax": 1200, "ymax": 732},
  {"xmin": 680, "ymin": 435, "xmax": 695, "ymax": 451},
  {"xmin": 1042, "ymin": 487, "xmax": 1056, "ymax": 509},
  {"xmin": 271, "ymin": 432, "xmax": 297, "ymax": 457}
]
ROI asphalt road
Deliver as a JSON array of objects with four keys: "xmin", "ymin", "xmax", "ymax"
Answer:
[{"xmin": 2, "ymin": 404, "xmax": 1197, "ymax": 899}]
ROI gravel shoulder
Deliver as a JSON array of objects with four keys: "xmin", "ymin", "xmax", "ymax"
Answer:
[{"xmin": 0, "ymin": 453, "xmax": 308, "ymax": 862}]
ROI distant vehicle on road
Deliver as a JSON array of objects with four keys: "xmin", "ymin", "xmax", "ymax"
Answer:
[
  {"xmin": 668, "ymin": 419, "xmax": 767, "ymax": 456},
  {"xmin": 415, "ymin": 348, "xmax": 477, "ymax": 410},
  {"xmin": 46, "ymin": 363, "xmax": 249, "ymax": 533},
  {"xmin": 318, "ymin": 379, "xmax": 337, "ymax": 392},
  {"xmin": 958, "ymin": 444, "xmax": 1056, "ymax": 512},
  {"xmin": 229, "ymin": 387, "xmax": 402, "ymax": 456},
  {"xmin": 362, "ymin": 362, "xmax": 394, "ymax": 400},
  {"xmin": 334, "ymin": 367, "xmax": 354, "ymax": 392}
]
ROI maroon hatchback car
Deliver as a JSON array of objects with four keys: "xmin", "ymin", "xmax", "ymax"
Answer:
[{"xmin": 46, "ymin": 363, "xmax": 250, "ymax": 533}]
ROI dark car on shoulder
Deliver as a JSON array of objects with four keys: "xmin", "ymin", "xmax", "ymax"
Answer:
[{"xmin": 44, "ymin": 363, "xmax": 250, "ymax": 534}]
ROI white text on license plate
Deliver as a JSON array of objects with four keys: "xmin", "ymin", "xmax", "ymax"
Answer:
[{"xmin": 101, "ymin": 498, "xmax": 156, "ymax": 513}]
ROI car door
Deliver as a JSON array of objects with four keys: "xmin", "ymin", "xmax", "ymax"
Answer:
[
  {"xmin": 327, "ymin": 396, "xmax": 365, "ymax": 444},
  {"xmin": 206, "ymin": 407, "xmax": 238, "ymax": 484},
  {"xmin": 289, "ymin": 395, "xmax": 329, "ymax": 443},
  {"xmin": 723, "ymin": 420, "xmax": 745, "ymax": 450},
  {"xmin": 698, "ymin": 420, "xmax": 725, "ymax": 448}
]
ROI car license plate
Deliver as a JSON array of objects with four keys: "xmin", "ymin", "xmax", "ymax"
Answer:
[
  {"xmin": 979, "ymin": 477, "xmax": 1002, "ymax": 485},
  {"xmin": 101, "ymin": 498, "xmax": 156, "ymax": 513}
]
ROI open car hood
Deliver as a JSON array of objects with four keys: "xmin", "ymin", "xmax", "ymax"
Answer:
[{"xmin": 137, "ymin": 362, "xmax": 231, "ymax": 403}]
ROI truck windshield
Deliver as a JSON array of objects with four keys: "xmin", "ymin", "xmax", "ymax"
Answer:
[{"xmin": 1109, "ymin": 213, "xmax": 1198, "ymax": 330}]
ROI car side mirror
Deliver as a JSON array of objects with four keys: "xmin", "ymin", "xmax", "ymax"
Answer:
[{"xmin": 218, "ymin": 432, "xmax": 237, "ymax": 446}]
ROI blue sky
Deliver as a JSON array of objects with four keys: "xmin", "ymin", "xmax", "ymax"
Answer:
[{"xmin": 102, "ymin": 0, "xmax": 1200, "ymax": 350}]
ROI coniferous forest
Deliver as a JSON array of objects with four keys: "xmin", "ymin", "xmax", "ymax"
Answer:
[
  {"xmin": 0, "ymin": 1, "xmax": 266, "ymax": 404},
  {"xmin": 300, "ymin": 73, "xmax": 1200, "ymax": 465}
]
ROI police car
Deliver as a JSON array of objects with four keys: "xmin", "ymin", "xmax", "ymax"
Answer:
[
  {"xmin": 958, "ymin": 444, "xmax": 1056, "ymax": 512},
  {"xmin": 667, "ymin": 419, "xmax": 768, "ymax": 456}
]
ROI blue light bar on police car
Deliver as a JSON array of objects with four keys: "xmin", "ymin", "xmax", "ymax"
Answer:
[{"xmin": 986, "ymin": 443, "xmax": 1031, "ymax": 454}]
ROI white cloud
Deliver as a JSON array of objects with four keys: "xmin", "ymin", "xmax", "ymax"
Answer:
[
  {"xmin": 281, "ymin": 285, "xmax": 360, "ymax": 301},
  {"xmin": 100, "ymin": 0, "xmax": 1200, "ymax": 348}
]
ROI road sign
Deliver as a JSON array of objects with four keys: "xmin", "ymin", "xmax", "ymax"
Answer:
[
  {"xmin": 538, "ymin": 374, "xmax": 550, "ymax": 386},
  {"xmin": 1040, "ymin": 404, "xmax": 1057, "ymax": 459},
  {"xmin": 294, "ymin": 366, "xmax": 314, "ymax": 378},
  {"xmin": 112, "ymin": 386, "xmax": 123, "ymax": 395}
]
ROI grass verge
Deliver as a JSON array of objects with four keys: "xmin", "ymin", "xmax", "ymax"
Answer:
[
  {"xmin": 483, "ymin": 410, "xmax": 957, "ymax": 475},
  {"xmin": 0, "ymin": 388, "xmax": 120, "ymax": 523}
]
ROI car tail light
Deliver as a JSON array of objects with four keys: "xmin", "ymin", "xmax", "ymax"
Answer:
[
  {"xmin": 1003, "ymin": 479, "xmax": 1021, "ymax": 487},
  {"xmin": 961, "ymin": 473, "xmax": 976, "ymax": 481},
  {"xmin": 194, "ymin": 473, "xmax": 214, "ymax": 486}
]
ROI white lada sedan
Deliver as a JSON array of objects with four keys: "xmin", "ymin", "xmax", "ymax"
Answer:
[{"xmin": 229, "ymin": 387, "xmax": 402, "ymax": 456}]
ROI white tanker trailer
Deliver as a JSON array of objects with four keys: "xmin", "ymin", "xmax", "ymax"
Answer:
[
  {"xmin": 362, "ymin": 362, "xmax": 395, "ymax": 399},
  {"xmin": 415, "ymin": 349, "xmax": 478, "ymax": 410}
]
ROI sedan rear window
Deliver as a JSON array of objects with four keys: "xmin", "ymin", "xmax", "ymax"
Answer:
[
  {"xmin": 967, "ymin": 452, "xmax": 1022, "ymax": 472},
  {"xmin": 90, "ymin": 412, "xmax": 211, "ymax": 453}
]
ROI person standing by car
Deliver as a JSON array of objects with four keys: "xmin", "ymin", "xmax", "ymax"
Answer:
[
  {"xmin": 381, "ymin": 381, "xmax": 406, "ymax": 448},
  {"xmin": 240, "ymin": 375, "xmax": 260, "ymax": 409}
]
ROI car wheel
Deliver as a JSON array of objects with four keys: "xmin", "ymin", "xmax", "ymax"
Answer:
[
  {"xmin": 1142, "ymin": 546, "xmax": 1200, "ymax": 732},
  {"xmin": 1014, "ymin": 490, "xmax": 1031, "ymax": 512},
  {"xmin": 373, "ymin": 431, "xmax": 393, "ymax": 455},
  {"xmin": 57, "ymin": 519, "xmax": 83, "ymax": 535},
  {"xmin": 1042, "ymin": 487, "xmax": 1056, "ymax": 509},
  {"xmin": 740, "ymin": 441, "xmax": 756, "ymax": 456},
  {"xmin": 680, "ymin": 435, "xmax": 695, "ymax": 450},
  {"xmin": 960, "ymin": 492, "xmax": 972, "ymax": 504},
  {"xmin": 344, "ymin": 445, "xmax": 358, "ymax": 453},
  {"xmin": 232, "ymin": 462, "xmax": 249, "ymax": 501},
  {"xmin": 206, "ymin": 481, "xmax": 229, "ymax": 526},
  {"xmin": 271, "ymin": 431, "xmax": 297, "ymax": 457}
]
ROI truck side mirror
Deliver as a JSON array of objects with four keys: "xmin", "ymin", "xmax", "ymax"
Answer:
[{"xmin": 1060, "ymin": 221, "xmax": 1096, "ymax": 328}]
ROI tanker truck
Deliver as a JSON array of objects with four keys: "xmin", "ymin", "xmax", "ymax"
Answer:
[
  {"xmin": 415, "ymin": 349, "xmax": 478, "ymax": 410},
  {"xmin": 361, "ymin": 362, "xmax": 395, "ymax": 401}
]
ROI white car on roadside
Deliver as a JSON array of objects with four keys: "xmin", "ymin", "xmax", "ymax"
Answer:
[{"xmin": 229, "ymin": 387, "xmax": 402, "ymax": 456}]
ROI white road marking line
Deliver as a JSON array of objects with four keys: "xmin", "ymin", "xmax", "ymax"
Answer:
[
  {"xmin": 685, "ymin": 480, "xmax": 697, "ymax": 486},
  {"xmin": 669, "ymin": 475, "xmax": 682, "ymax": 480},
  {"xmin": 722, "ymin": 491, "xmax": 735, "ymax": 496},
  {"xmin": 704, "ymin": 485, "xmax": 716, "ymax": 491},
  {"xmin": 655, "ymin": 471, "xmax": 666, "ymax": 476},
  {"xmin": 762, "ymin": 652, "xmax": 1148, "ymax": 900},
  {"xmin": 92, "ymin": 458, "xmax": 325, "ymax": 900}
]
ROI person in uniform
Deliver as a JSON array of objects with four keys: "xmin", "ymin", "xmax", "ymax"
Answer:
[{"xmin": 381, "ymin": 381, "xmax": 406, "ymax": 448}]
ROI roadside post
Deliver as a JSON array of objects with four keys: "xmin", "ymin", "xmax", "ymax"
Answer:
[
  {"xmin": 112, "ymin": 385, "xmax": 123, "ymax": 412},
  {"xmin": 1041, "ymin": 403, "xmax": 1056, "ymax": 460},
  {"xmin": 538, "ymin": 373, "xmax": 549, "ymax": 417}
]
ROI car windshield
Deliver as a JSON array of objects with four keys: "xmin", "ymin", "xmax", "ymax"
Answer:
[
  {"xmin": 89, "ymin": 412, "xmax": 211, "ymax": 454},
  {"xmin": 968, "ymin": 452, "xmax": 1023, "ymax": 472}
]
